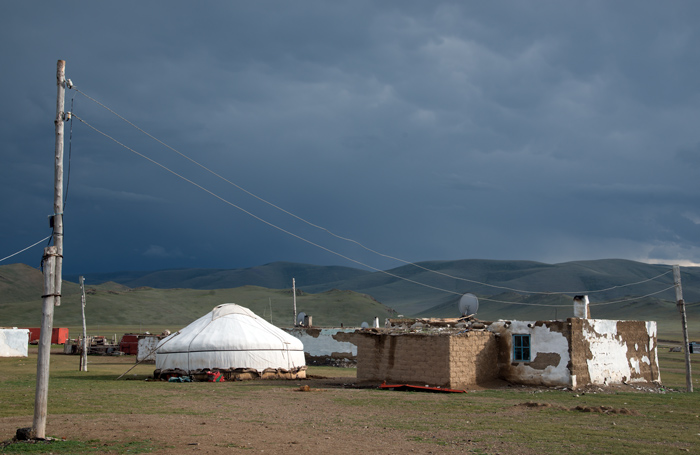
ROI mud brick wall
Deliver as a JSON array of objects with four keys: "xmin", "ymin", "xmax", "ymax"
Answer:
[
  {"xmin": 568, "ymin": 318, "xmax": 591, "ymax": 386},
  {"xmin": 448, "ymin": 331, "xmax": 499, "ymax": 388},
  {"xmin": 354, "ymin": 333, "xmax": 452, "ymax": 386},
  {"xmin": 353, "ymin": 331, "xmax": 498, "ymax": 388}
]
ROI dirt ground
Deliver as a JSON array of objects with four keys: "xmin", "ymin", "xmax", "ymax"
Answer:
[{"xmin": 0, "ymin": 375, "xmax": 535, "ymax": 455}]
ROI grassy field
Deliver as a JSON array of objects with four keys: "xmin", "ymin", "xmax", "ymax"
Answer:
[
  {"xmin": 1, "ymin": 344, "xmax": 699, "ymax": 454},
  {"xmin": 0, "ymin": 284, "xmax": 397, "ymax": 329}
]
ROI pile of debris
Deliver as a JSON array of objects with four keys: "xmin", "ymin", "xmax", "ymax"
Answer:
[
  {"xmin": 63, "ymin": 335, "xmax": 121, "ymax": 356},
  {"xmin": 370, "ymin": 316, "xmax": 491, "ymax": 335}
]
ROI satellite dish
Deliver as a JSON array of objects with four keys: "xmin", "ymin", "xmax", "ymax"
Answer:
[
  {"xmin": 360, "ymin": 321, "xmax": 369, "ymax": 328},
  {"xmin": 296, "ymin": 312, "xmax": 306, "ymax": 325},
  {"xmin": 458, "ymin": 293, "xmax": 479, "ymax": 317}
]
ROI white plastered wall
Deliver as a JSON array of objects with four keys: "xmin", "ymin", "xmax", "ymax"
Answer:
[
  {"xmin": 283, "ymin": 328, "xmax": 357, "ymax": 358},
  {"xmin": 583, "ymin": 319, "xmax": 659, "ymax": 385},
  {"xmin": 490, "ymin": 321, "xmax": 571, "ymax": 387},
  {"xmin": 0, "ymin": 328, "xmax": 29, "ymax": 357}
]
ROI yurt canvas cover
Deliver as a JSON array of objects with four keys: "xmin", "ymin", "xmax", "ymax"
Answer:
[{"xmin": 156, "ymin": 304, "xmax": 305, "ymax": 373}]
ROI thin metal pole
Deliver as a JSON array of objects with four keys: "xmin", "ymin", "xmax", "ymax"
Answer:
[
  {"xmin": 674, "ymin": 265, "xmax": 693, "ymax": 392},
  {"xmin": 293, "ymin": 278, "xmax": 297, "ymax": 326}
]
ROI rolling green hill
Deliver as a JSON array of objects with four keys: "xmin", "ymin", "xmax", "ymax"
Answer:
[
  {"xmin": 65, "ymin": 262, "xmax": 371, "ymax": 291},
  {"xmin": 0, "ymin": 263, "xmax": 396, "ymax": 329},
  {"xmin": 4, "ymin": 259, "xmax": 700, "ymax": 338}
]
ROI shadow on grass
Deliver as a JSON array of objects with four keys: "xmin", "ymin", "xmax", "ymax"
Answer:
[{"xmin": 0, "ymin": 438, "xmax": 157, "ymax": 454}]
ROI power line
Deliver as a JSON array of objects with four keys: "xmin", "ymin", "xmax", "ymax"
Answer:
[
  {"xmin": 479, "ymin": 285, "xmax": 679, "ymax": 307},
  {"xmin": 71, "ymin": 87, "xmax": 676, "ymax": 298},
  {"xmin": 71, "ymin": 113, "xmax": 464, "ymax": 298},
  {"xmin": 588, "ymin": 285, "xmax": 678, "ymax": 306},
  {"xmin": 0, "ymin": 236, "xmax": 52, "ymax": 263},
  {"xmin": 74, "ymin": 111, "xmax": 682, "ymax": 308},
  {"xmin": 63, "ymin": 94, "xmax": 76, "ymax": 210}
]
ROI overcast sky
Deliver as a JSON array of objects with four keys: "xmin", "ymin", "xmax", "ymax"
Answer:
[{"xmin": 2, "ymin": 1, "xmax": 700, "ymax": 275}]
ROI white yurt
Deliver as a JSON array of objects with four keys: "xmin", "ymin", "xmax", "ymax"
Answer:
[{"xmin": 155, "ymin": 304, "xmax": 305, "ymax": 380}]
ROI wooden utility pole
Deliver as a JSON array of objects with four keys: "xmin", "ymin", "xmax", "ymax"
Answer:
[
  {"xmin": 33, "ymin": 247, "xmax": 57, "ymax": 438},
  {"xmin": 53, "ymin": 59, "xmax": 65, "ymax": 304},
  {"xmin": 673, "ymin": 265, "xmax": 693, "ymax": 392},
  {"xmin": 292, "ymin": 278, "xmax": 297, "ymax": 326},
  {"xmin": 79, "ymin": 276, "xmax": 88, "ymax": 372},
  {"xmin": 32, "ymin": 59, "xmax": 66, "ymax": 439}
]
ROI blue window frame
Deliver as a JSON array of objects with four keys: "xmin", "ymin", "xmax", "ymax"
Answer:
[{"xmin": 513, "ymin": 334, "xmax": 531, "ymax": 362}]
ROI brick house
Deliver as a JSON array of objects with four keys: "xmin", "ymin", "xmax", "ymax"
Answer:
[{"xmin": 342, "ymin": 316, "xmax": 659, "ymax": 390}]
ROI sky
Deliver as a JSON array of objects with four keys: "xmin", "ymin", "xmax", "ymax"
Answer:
[{"xmin": 2, "ymin": 1, "xmax": 700, "ymax": 275}]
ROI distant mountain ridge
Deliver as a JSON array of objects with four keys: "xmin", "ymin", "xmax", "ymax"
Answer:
[
  {"xmin": 60, "ymin": 258, "xmax": 700, "ymax": 316},
  {"xmin": 65, "ymin": 262, "xmax": 371, "ymax": 290},
  {"xmin": 2, "ymin": 258, "xmax": 696, "ymax": 327}
]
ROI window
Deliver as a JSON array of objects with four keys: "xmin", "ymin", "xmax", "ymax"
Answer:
[{"xmin": 513, "ymin": 334, "xmax": 531, "ymax": 362}]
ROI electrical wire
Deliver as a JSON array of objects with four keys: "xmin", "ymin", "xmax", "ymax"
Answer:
[
  {"xmin": 63, "ymin": 94, "xmax": 76, "ymax": 210},
  {"xmin": 587, "ymin": 285, "xmax": 678, "ymax": 306},
  {"xmin": 0, "ymin": 236, "xmax": 53, "ymax": 263},
  {"xmin": 71, "ymin": 113, "xmax": 464, "ymax": 297},
  {"xmin": 74, "ymin": 111, "xmax": 682, "ymax": 307},
  {"xmin": 479, "ymin": 285, "xmax": 679, "ymax": 307},
  {"xmin": 71, "ymin": 87, "xmax": 677, "ymax": 298}
]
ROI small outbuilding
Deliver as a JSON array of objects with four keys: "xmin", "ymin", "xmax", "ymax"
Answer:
[
  {"xmin": 155, "ymin": 304, "xmax": 306, "ymax": 381},
  {"xmin": 0, "ymin": 328, "xmax": 30, "ymax": 357}
]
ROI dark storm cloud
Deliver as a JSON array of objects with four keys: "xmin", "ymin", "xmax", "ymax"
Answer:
[{"xmin": 2, "ymin": 1, "xmax": 700, "ymax": 273}]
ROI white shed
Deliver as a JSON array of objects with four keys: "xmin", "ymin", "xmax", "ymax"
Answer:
[{"xmin": 0, "ymin": 328, "xmax": 30, "ymax": 357}]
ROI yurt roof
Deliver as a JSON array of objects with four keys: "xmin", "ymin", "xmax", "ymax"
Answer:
[{"xmin": 158, "ymin": 303, "xmax": 304, "ymax": 355}]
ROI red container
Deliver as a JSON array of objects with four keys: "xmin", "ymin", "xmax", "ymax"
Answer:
[
  {"xmin": 53, "ymin": 328, "xmax": 69, "ymax": 344},
  {"xmin": 26, "ymin": 328, "xmax": 41, "ymax": 343},
  {"xmin": 118, "ymin": 334, "xmax": 140, "ymax": 355},
  {"xmin": 24, "ymin": 328, "xmax": 69, "ymax": 344}
]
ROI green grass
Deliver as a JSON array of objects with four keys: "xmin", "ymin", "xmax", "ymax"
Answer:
[
  {"xmin": 0, "ymin": 347, "xmax": 343, "ymax": 419},
  {"xmin": 1, "ymin": 347, "xmax": 699, "ymax": 454},
  {"xmin": 337, "ymin": 388, "xmax": 700, "ymax": 453},
  {"xmin": 0, "ymin": 439, "xmax": 155, "ymax": 454}
]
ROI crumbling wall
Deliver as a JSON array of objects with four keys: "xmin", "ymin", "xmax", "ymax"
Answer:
[
  {"xmin": 283, "ymin": 327, "xmax": 358, "ymax": 365},
  {"xmin": 448, "ymin": 331, "xmax": 499, "ymax": 388},
  {"xmin": 350, "ymin": 316, "xmax": 660, "ymax": 390},
  {"xmin": 570, "ymin": 319, "xmax": 659, "ymax": 385},
  {"xmin": 489, "ymin": 321, "xmax": 572, "ymax": 387}
]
